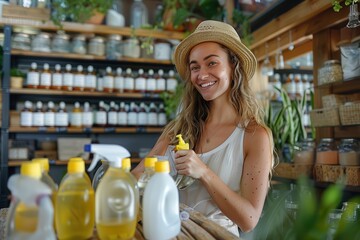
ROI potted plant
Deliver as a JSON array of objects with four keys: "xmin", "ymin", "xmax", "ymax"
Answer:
[
  {"xmin": 10, "ymin": 68, "xmax": 26, "ymax": 89},
  {"xmin": 51, "ymin": 0, "xmax": 113, "ymax": 28}
]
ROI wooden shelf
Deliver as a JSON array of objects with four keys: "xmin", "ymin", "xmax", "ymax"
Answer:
[
  {"xmin": 316, "ymin": 78, "xmax": 360, "ymax": 94},
  {"xmin": 9, "ymin": 126, "xmax": 163, "ymax": 133},
  {"xmin": 11, "ymin": 49, "xmax": 174, "ymax": 65},
  {"xmin": 0, "ymin": 17, "xmax": 185, "ymax": 40}
]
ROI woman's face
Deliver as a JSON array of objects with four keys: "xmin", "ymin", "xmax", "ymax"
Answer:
[{"xmin": 188, "ymin": 42, "xmax": 233, "ymax": 101}]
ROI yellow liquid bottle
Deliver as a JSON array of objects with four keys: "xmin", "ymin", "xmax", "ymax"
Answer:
[{"xmin": 55, "ymin": 157, "xmax": 95, "ymax": 239}]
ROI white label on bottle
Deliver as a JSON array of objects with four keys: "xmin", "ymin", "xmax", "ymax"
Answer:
[
  {"xmin": 55, "ymin": 112, "xmax": 69, "ymax": 127},
  {"xmin": 63, "ymin": 73, "xmax": 73, "ymax": 87},
  {"xmin": 95, "ymin": 111, "xmax": 107, "ymax": 125},
  {"xmin": 52, "ymin": 73, "xmax": 63, "ymax": 87},
  {"xmin": 27, "ymin": 72, "xmax": 40, "ymax": 86},
  {"xmin": 167, "ymin": 79, "xmax": 178, "ymax": 92},
  {"xmin": 71, "ymin": 112, "xmax": 82, "ymax": 127},
  {"xmin": 146, "ymin": 78, "xmax": 156, "ymax": 92},
  {"xmin": 20, "ymin": 112, "xmax": 33, "ymax": 126},
  {"xmin": 158, "ymin": 113, "xmax": 167, "ymax": 126},
  {"xmin": 156, "ymin": 78, "xmax": 166, "ymax": 91},
  {"xmin": 138, "ymin": 112, "xmax": 147, "ymax": 126},
  {"xmin": 114, "ymin": 76, "xmax": 124, "ymax": 92},
  {"xmin": 74, "ymin": 75, "xmax": 85, "ymax": 88},
  {"xmin": 108, "ymin": 111, "xmax": 118, "ymax": 125},
  {"xmin": 127, "ymin": 112, "xmax": 137, "ymax": 125},
  {"xmin": 82, "ymin": 112, "xmax": 93, "ymax": 127},
  {"xmin": 40, "ymin": 72, "xmax": 51, "ymax": 87},
  {"xmin": 135, "ymin": 77, "xmax": 146, "ymax": 91},
  {"xmin": 118, "ymin": 112, "xmax": 127, "ymax": 126},
  {"xmin": 103, "ymin": 76, "xmax": 114, "ymax": 89},
  {"xmin": 124, "ymin": 77, "xmax": 134, "ymax": 91},
  {"xmin": 44, "ymin": 112, "xmax": 55, "ymax": 127},
  {"xmin": 85, "ymin": 75, "xmax": 97, "ymax": 89},
  {"xmin": 147, "ymin": 112, "xmax": 157, "ymax": 126},
  {"xmin": 32, "ymin": 112, "xmax": 44, "ymax": 126}
]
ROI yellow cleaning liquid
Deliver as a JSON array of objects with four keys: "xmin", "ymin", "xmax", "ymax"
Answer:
[
  {"xmin": 97, "ymin": 218, "xmax": 137, "ymax": 240},
  {"xmin": 14, "ymin": 203, "xmax": 38, "ymax": 233}
]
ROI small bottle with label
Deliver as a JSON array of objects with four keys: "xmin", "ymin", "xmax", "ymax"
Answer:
[
  {"xmin": 33, "ymin": 101, "xmax": 45, "ymax": 127},
  {"xmin": 127, "ymin": 102, "xmax": 138, "ymax": 127},
  {"xmin": 135, "ymin": 69, "xmax": 146, "ymax": 93},
  {"xmin": 55, "ymin": 101, "xmax": 69, "ymax": 127},
  {"xmin": 62, "ymin": 64, "xmax": 74, "ymax": 91},
  {"xmin": 20, "ymin": 101, "xmax": 33, "ymax": 127},
  {"xmin": 51, "ymin": 64, "xmax": 63, "ymax": 90},
  {"xmin": 114, "ymin": 67, "xmax": 124, "ymax": 93},
  {"xmin": 158, "ymin": 103, "xmax": 167, "ymax": 126},
  {"xmin": 27, "ymin": 62, "xmax": 40, "ymax": 88},
  {"xmin": 147, "ymin": 102, "xmax": 158, "ymax": 126},
  {"xmin": 39, "ymin": 63, "xmax": 51, "ymax": 89},
  {"xmin": 124, "ymin": 68, "xmax": 134, "ymax": 93},
  {"xmin": 107, "ymin": 101, "xmax": 118, "ymax": 127},
  {"xmin": 95, "ymin": 101, "xmax": 107, "ymax": 127},
  {"xmin": 137, "ymin": 102, "xmax": 147, "ymax": 127},
  {"xmin": 117, "ymin": 102, "xmax": 128, "ymax": 126},
  {"xmin": 44, "ymin": 101, "xmax": 55, "ymax": 127},
  {"xmin": 103, "ymin": 67, "xmax": 114, "ymax": 93},
  {"xmin": 71, "ymin": 102, "xmax": 82, "ymax": 128},
  {"xmin": 146, "ymin": 69, "xmax": 156, "ymax": 94},
  {"xmin": 166, "ymin": 70, "xmax": 178, "ymax": 93},
  {"xmin": 84, "ymin": 65, "xmax": 97, "ymax": 92},
  {"xmin": 73, "ymin": 65, "xmax": 85, "ymax": 91},
  {"xmin": 155, "ymin": 69, "xmax": 166, "ymax": 94},
  {"xmin": 82, "ymin": 102, "xmax": 94, "ymax": 128}
]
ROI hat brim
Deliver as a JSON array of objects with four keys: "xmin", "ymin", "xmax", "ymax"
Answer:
[{"xmin": 174, "ymin": 31, "xmax": 257, "ymax": 81}]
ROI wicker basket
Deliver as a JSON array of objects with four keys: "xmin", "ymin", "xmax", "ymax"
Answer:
[
  {"xmin": 322, "ymin": 94, "xmax": 345, "ymax": 108},
  {"xmin": 310, "ymin": 108, "xmax": 340, "ymax": 127},
  {"xmin": 339, "ymin": 102, "xmax": 360, "ymax": 126},
  {"xmin": 274, "ymin": 163, "xmax": 313, "ymax": 179},
  {"xmin": 345, "ymin": 166, "xmax": 360, "ymax": 186},
  {"xmin": 314, "ymin": 164, "xmax": 345, "ymax": 183}
]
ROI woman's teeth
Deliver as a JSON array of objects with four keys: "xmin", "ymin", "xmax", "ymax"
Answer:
[{"xmin": 201, "ymin": 81, "xmax": 215, "ymax": 88}]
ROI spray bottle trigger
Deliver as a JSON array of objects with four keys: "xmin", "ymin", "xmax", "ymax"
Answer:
[{"xmin": 87, "ymin": 153, "xmax": 103, "ymax": 172}]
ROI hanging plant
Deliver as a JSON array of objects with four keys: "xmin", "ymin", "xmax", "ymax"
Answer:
[{"xmin": 332, "ymin": 0, "xmax": 359, "ymax": 12}]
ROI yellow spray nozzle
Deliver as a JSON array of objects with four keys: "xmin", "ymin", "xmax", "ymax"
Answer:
[{"xmin": 175, "ymin": 134, "xmax": 189, "ymax": 151}]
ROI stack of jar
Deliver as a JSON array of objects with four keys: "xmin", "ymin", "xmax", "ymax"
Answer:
[
  {"xmin": 19, "ymin": 100, "xmax": 168, "ymax": 128},
  {"xmin": 24, "ymin": 62, "xmax": 179, "ymax": 94}
]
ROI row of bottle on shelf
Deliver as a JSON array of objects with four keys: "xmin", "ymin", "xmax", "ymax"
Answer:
[
  {"xmin": 268, "ymin": 73, "xmax": 314, "ymax": 100},
  {"xmin": 19, "ymin": 100, "xmax": 168, "ymax": 128},
  {"xmin": 24, "ymin": 62, "xmax": 179, "ymax": 94}
]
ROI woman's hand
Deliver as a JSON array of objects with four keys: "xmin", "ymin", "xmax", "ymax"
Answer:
[{"xmin": 174, "ymin": 150, "xmax": 208, "ymax": 179}]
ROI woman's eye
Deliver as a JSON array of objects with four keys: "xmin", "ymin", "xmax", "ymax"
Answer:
[
  {"xmin": 190, "ymin": 66, "xmax": 199, "ymax": 71},
  {"xmin": 209, "ymin": 61, "xmax": 216, "ymax": 66}
]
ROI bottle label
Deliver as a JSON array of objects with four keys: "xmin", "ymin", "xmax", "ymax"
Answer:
[
  {"xmin": 85, "ymin": 75, "xmax": 97, "ymax": 89},
  {"xmin": 127, "ymin": 112, "xmax": 137, "ymax": 125},
  {"xmin": 167, "ymin": 79, "xmax": 178, "ymax": 92},
  {"xmin": 63, "ymin": 73, "xmax": 73, "ymax": 87},
  {"xmin": 158, "ymin": 113, "xmax": 167, "ymax": 126},
  {"xmin": 55, "ymin": 112, "xmax": 69, "ymax": 126},
  {"xmin": 27, "ymin": 72, "xmax": 40, "ymax": 86},
  {"xmin": 108, "ymin": 111, "xmax": 118, "ymax": 125},
  {"xmin": 146, "ymin": 79, "xmax": 156, "ymax": 92},
  {"xmin": 32, "ymin": 112, "xmax": 45, "ymax": 126},
  {"xmin": 20, "ymin": 112, "xmax": 33, "ymax": 126},
  {"xmin": 124, "ymin": 77, "xmax": 134, "ymax": 91},
  {"xmin": 147, "ymin": 112, "xmax": 157, "ymax": 126},
  {"xmin": 52, "ymin": 73, "xmax": 63, "ymax": 87},
  {"xmin": 82, "ymin": 112, "xmax": 94, "ymax": 127},
  {"xmin": 114, "ymin": 76, "xmax": 124, "ymax": 92},
  {"xmin": 118, "ymin": 112, "xmax": 127, "ymax": 125},
  {"xmin": 135, "ymin": 77, "xmax": 146, "ymax": 91},
  {"xmin": 74, "ymin": 75, "xmax": 85, "ymax": 88},
  {"xmin": 156, "ymin": 79, "xmax": 166, "ymax": 91},
  {"xmin": 71, "ymin": 112, "xmax": 82, "ymax": 127},
  {"xmin": 40, "ymin": 72, "xmax": 51, "ymax": 87},
  {"xmin": 44, "ymin": 112, "xmax": 55, "ymax": 126},
  {"xmin": 95, "ymin": 111, "xmax": 107, "ymax": 125},
  {"xmin": 103, "ymin": 76, "xmax": 114, "ymax": 89},
  {"xmin": 138, "ymin": 112, "xmax": 147, "ymax": 126}
]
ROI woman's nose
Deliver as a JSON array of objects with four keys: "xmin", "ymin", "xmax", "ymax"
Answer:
[{"xmin": 197, "ymin": 69, "xmax": 209, "ymax": 80}]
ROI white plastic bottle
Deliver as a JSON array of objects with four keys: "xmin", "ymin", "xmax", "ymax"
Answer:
[
  {"xmin": 143, "ymin": 160, "xmax": 181, "ymax": 240},
  {"xmin": 137, "ymin": 157, "xmax": 157, "ymax": 206},
  {"xmin": 20, "ymin": 101, "xmax": 33, "ymax": 127}
]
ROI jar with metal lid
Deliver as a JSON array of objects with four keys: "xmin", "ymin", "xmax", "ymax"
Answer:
[
  {"xmin": 319, "ymin": 60, "xmax": 343, "ymax": 85},
  {"xmin": 31, "ymin": 32, "xmax": 51, "ymax": 52},
  {"xmin": 71, "ymin": 34, "xmax": 87, "ymax": 55},
  {"xmin": 51, "ymin": 31, "xmax": 70, "ymax": 53},
  {"xmin": 122, "ymin": 37, "xmax": 140, "ymax": 58},
  {"xmin": 316, "ymin": 138, "xmax": 338, "ymax": 164},
  {"xmin": 12, "ymin": 33, "xmax": 31, "ymax": 50},
  {"xmin": 293, "ymin": 139, "xmax": 316, "ymax": 164},
  {"xmin": 88, "ymin": 36, "xmax": 105, "ymax": 56},
  {"xmin": 339, "ymin": 138, "xmax": 360, "ymax": 166},
  {"xmin": 106, "ymin": 34, "xmax": 122, "ymax": 60}
]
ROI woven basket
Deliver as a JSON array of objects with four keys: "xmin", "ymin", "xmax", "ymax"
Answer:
[
  {"xmin": 274, "ymin": 163, "xmax": 313, "ymax": 179},
  {"xmin": 314, "ymin": 164, "xmax": 345, "ymax": 183},
  {"xmin": 322, "ymin": 94, "xmax": 345, "ymax": 108},
  {"xmin": 339, "ymin": 102, "xmax": 360, "ymax": 126},
  {"xmin": 345, "ymin": 166, "xmax": 360, "ymax": 186},
  {"xmin": 310, "ymin": 108, "xmax": 340, "ymax": 127}
]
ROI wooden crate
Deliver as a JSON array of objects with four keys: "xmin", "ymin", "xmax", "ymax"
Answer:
[{"xmin": 274, "ymin": 162, "xmax": 313, "ymax": 179}]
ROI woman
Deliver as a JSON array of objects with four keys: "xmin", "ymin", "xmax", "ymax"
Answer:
[{"xmin": 132, "ymin": 20, "xmax": 274, "ymax": 236}]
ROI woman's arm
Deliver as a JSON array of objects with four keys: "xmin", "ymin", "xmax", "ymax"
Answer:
[{"xmin": 175, "ymin": 126, "xmax": 272, "ymax": 232}]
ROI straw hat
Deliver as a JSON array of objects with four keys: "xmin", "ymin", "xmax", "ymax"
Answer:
[{"xmin": 174, "ymin": 20, "xmax": 257, "ymax": 81}]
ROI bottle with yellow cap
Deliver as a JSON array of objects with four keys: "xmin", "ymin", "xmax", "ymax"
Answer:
[
  {"xmin": 6, "ymin": 161, "xmax": 55, "ymax": 240},
  {"xmin": 32, "ymin": 158, "xmax": 58, "ymax": 193},
  {"xmin": 174, "ymin": 134, "xmax": 195, "ymax": 190},
  {"xmin": 55, "ymin": 157, "xmax": 95, "ymax": 239},
  {"xmin": 137, "ymin": 157, "xmax": 157, "ymax": 206},
  {"xmin": 143, "ymin": 160, "xmax": 180, "ymax": 240},
  {"xmin": 95, "ymin": 157, "xmax": 139, "ymax": 239}
]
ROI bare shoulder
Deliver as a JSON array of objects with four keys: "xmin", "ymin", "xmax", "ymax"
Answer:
[{"xmin": 243, "ymin": 122, "xmax": 272, "ymax": 160}]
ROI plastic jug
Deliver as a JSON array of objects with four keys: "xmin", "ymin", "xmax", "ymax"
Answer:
[
  {"xmin": 137, "ymin": 157, "xmax": 157, "ymax": 206},
  {"xmin": 143, "ymin": 160, "xmax": 181, "ymax": 240},
  {"xmin": 6, "ymin": 162, "xmax": 55, "ymax": 240},
  {"xmin": 55, "ymin": 157, "xmax": 95, "ymax": 239}
]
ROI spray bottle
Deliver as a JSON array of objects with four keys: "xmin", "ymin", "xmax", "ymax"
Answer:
[
  {"xmin": 143, "ymin": 160, "xmax": 181, "ymax": 240},
  {"xmin": 85, "ymin": 144, "xmax": 139, "ymax": 239},
  {"xmin": 173, "ymin": 134, "xmax": 195, "ymax": 190},
  {"xmin": 5, "ymin": 162, "xmax": 56, "ymax": 240}
]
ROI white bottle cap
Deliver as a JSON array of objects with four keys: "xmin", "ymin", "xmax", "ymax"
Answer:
[
  {"xmin": 77, "ymin": 65, "xmax": 83, "ymax": 72},
  {"xmin": 66, "ymin": 64, "xmax": 72, "ymax": 71},
  {"xmin": 55, "ymin": 64, "xmax": 61, "ymax": 71},
  {"xmin": 87, "ymin": 65, "xmax": 94, "ymax": 72},
  {"xmin": 31, "ymin": 62, "xmax": 37, "ymax": 69},
  {"xmin": 43, "ymin": 63, "xmax": 49, "ymax": 70}
]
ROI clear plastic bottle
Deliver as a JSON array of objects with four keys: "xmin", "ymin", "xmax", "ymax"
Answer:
[
  {"xmin": 55, "ymin": 158, "xmax": 95, "ymax": 239},
  {"xmin": 32, "ymin": 101, "xmax": 45, "ymax": 127},
  {"xmin": 44, "ymin": 101, "xmax": 55, "ymax": 127},
  {"xmin": 39, "ymin": 63, "xmax": 51, "ymax": 89},
  {"xmin": 143, "ymin": 160, "xmax": 180, "ymax": 240},
  {"xmin": 130, "ymin": 0, "xmax": 148, "ymax": 28},
  {"xmin": 20, "ymin": 101, "xmax": 33, "ymax": 127},
  {"xmin": 70, "ymin": 102, "xmax": 82, "ymax": 128},
  {"xmin": 51, "ymin": 64, "xmax": 63, "ymax": 90},
  {"xmin": 137, "ymin": 157, "xmax": 157, "ymax": 205},
  {"xmin": 27, "ymin": 62, "xmax": 40, "ymax": 89}
]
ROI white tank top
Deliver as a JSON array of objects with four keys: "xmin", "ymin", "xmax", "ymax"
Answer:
[{"xmin": 178, "ymin": 126, "xmax": 245, "ymax": 236}]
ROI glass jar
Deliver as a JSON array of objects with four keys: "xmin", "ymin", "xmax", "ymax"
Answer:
[
  {"xmin": 12, "ymin": 33, "xmax": 31, "ymax": 51},
  {"xmin": 122, "ymin": 37, "xmax": 140, "ymax": 58},
  {"xmin": 51, "ymin": 31, "xmax": 70, "ymax": 53},
  {"xmin": 339, "ymin": 138, "xmax": 360, "ymax": 166},
  {"xmin": 293, "ymin": 139, "xmax": 315, "ymax": 164},
  {"xmin": 88, "ymin": 36, "xmax": 105, "ymax": 56},
  {"xmin": 106, "ymin": 34, "xmax": 122, "ymax": 60},
  {"xmin": 31, "ymin": 32, "xmax": 51, "ymax": 52},
  {"xmin": 316, "ymin": 138, "xmax": 338, "ymax": 164},
  {"xmin": 71, "ymin": 34, "xmax": 87, "ymax": 55},
  {"xmin": 319, "ymin": 60, "xmax": 343, "ymax": 85}
]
